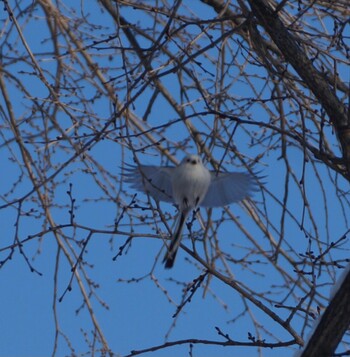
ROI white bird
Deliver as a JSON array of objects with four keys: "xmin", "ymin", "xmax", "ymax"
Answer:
[{"xmin": 123, "ymin": 154, "xmax": 259, "ymax": 268}]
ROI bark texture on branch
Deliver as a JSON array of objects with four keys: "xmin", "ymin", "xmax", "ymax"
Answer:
[
  {"xmin": 246, "ymin": 0, "xmax": 350, "ymax": 174},
  {"xmin": 300, "ymin": 267, "xmax": 350, "ymax": 356},
  {"xmin": 203, "ymin": 0, "xmax": 349, "ymax": 175}
]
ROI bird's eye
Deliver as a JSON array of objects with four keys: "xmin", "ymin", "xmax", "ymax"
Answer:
[{"xmin": 186, "ymin": 158, "xmax": 190, "ymax": 162}]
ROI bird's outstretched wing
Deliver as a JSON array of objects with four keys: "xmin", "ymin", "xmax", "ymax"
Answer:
[
  {"xmin": 200, "ymin": 171, "xmax": 260, "ymax": 207},
  {"xmin": 123, "ymin": 164, "xmax": 175, "ymax": 203}
]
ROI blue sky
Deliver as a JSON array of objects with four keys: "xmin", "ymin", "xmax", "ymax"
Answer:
[{"xmin": 0, "ymin": 1, "xmax": 349, "ymax": 356}]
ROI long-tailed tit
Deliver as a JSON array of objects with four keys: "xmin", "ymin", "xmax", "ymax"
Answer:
[{"xmin": 123, "ymin": 154, "xmax": 259, "ymax": 268}]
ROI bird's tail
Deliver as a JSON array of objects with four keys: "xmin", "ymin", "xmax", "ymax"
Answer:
[{"xmin": 163, "ymin": 212, "xmax": 187, "ymax": 269}]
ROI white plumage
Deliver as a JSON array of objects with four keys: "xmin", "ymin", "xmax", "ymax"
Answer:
[{"xmin": 123, "ymin": 154, "xmax": 260, "ymax": 268}]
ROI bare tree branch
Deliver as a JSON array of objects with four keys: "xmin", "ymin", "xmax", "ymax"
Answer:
[
  {"xmin": 246, "ymin": 0, "xmax": 349, "ymax": 173},
  {"xmin": 300, "ymin": 266, "xmax": 350, "ymax": 356}
]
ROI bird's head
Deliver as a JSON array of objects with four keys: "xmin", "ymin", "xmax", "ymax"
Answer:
[{"xmin": 180, "ymin": 154, "xmax": 202, "ymax": 166}]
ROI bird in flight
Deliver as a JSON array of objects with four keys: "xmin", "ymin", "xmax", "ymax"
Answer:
[{"xmin": 123, "ymin": 154, "xmax": 260, "ymax": 268}]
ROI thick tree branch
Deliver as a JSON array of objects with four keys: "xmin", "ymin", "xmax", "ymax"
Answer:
[
  {"xmin": 300, "ymin": 267, "xmax": 350, "ymax": 356},
  {"xmin": 246, "ymin": 0, "xmax": 350, "ymax": 174}
]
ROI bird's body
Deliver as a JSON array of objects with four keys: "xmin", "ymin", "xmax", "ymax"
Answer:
[
  {"xmin": 123, "ymin": 154, "xmax": 259, "ymax": 268},
  {"xmin": 165, "ymin": 155, "xmax": 211, "ymax": 268},
  {"xmin": 172, "ymin": 155, "xmax": 211, "ymax": 212}
]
